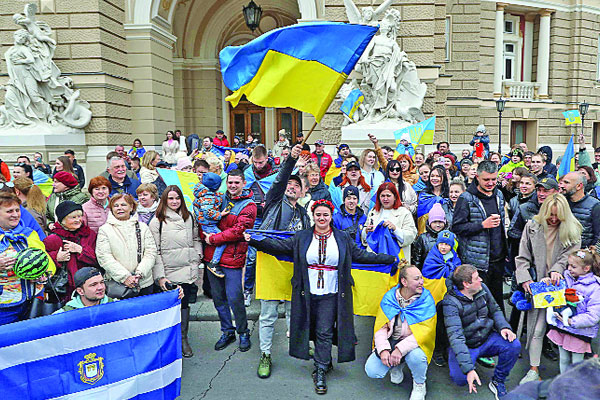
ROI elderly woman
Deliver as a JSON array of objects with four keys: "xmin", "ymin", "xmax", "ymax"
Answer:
[
  {"xmin": 363, "ymin": 182, "xmax": 417, "ymax": 263},
  {"xmin": 246, "ymin": 199, "xmax": 396, "ymax": 394},
  {"xmin": 150, "ymin": 185, "xmax": 202, "ymax": 358},
  {"xmin": 43, "ymin": 201, "xmax": 98, "ymax": 301},
  {"xmin": 306, "ymin": 163, "xmax": 332, "ymax": 203},
  {"xmin": 96, "ymin": 194, "xmax": 157, "ymax": 297},
  {"xmin": 516, "ymin": 193, "xmax": 582, "ymax": 384},
  {"xmin": 385, "ymin": 160, "xmax": 417, "ymax": 215},
  {"xmin": 82, "ymin": 176, "xmax": 111, "ymax": 233},
  {"xmin": 46, "ymin": 171, "xmax": 89, "ymax": 231},
  {"xmin": 136, "ymin": 183, "xmax": 159, "ymax": 224}
]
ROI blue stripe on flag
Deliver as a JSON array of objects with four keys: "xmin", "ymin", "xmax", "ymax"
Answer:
[{"xmin": 0, "ymin": 291, "xmax": 179, "ymax": 348}]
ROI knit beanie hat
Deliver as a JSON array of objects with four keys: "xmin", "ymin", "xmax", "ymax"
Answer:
[
  {"xmin": 174, "ymin": 157, "xmax": 192, "ymax": 171},
  {"xmin": 53, "ymin": 171, "xmax": 78, "ymax": 188},
  {"xmin": 428, "ymin": 203, "xmax": 446, "ymax": 223},
  {"xmin": 55, "ymin": 200, "xmax": 83, "ymax": 224},
  {"xmin": 202, "ymin": 172, "xmax": 221, "ymax": 192},
  {"xmin": 511, "ymin": 148, "xmax": 524, "ymax": 161},
  {"xmin": 436, "ymin": 230, "xmax": 456, "ymax": 247},
  {"xmin": 343, "ymin": 185, "xmax": 359, "ymax": 200}
]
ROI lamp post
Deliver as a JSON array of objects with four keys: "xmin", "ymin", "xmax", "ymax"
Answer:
[
  {"xmin": 496, "ymin": 98, "xmax": 506, "ymax": 155},
  {"xmin": 243, "ymin": 0, "xmax": 263, "ymax": 32},
  {"xmin": 579, "ymin": 100, "xmax": 589, "ymax": 137}
]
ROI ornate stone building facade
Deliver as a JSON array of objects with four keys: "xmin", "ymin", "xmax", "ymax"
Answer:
[{"xmin": 1, "ymin": 0, "xmax": 599, "ymax": 177}]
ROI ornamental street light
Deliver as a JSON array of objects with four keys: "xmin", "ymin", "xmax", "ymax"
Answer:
[
  {"xmin": 243, "ymin": 0, "xmax": 263, "ymax": 32},
  {"xmin": 579, "ymin": 100, "xmax": 589, "ymax": 137},
  {"xmin": 496, "ymin": 98, "xmax": 506, "ymax": 155}
]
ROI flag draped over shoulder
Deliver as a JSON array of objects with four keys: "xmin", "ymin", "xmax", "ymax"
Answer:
[
  {"xmin": 250, "ymin": 229, "xmax": 398, "ymax": 316},
  {"xmin": 220, "ymin": 22, "xmax": 378, "ymax": 122},
  {"xmin": 421, "ymin": 245, "xmax": 461, "ymax": 305},
  {"xmin": 157, "ymin": 168, "xmax": 200, "ymax": 210},
  {"xmin": 0, "ymin": 291, "xmax": 182, "ymax": 400},
  {"xmin": 416, "ymin": 193, "xmax": 446, "ymax": 233},
  {"xmin": 373, "ymin": 287, "xmax": 437, "ymax": 363},
  {"xmin": 557, "ymin": 134, "xmax": 575, "ymax": 178},
  {"xmin": 244, "ymin": 167, "xmax": 277, "ymax": 194}
]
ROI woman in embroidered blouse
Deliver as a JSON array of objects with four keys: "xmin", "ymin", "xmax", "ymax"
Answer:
[{"xmin": 246, "ymin": 199, "xmax": 396, "ymax": 395}]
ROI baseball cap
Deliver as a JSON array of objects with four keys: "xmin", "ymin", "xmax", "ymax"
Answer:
[
  {"xmin": 288, "ymin": 174, "xmax": 303, "ymax": 187},
  {"xmin": 536, "ymin": 177, "xmax": 559, "ymax": 190},
  {"xmin": 346, "ymin": 160, "xmax": 360, "ymax": 171},
  {"xmin": 315, "ymin": 140, "xmax": 324, "ymax": 146},
  {"xmin": 74, "ymin": 267, "xmax": 102, "ymax": 288},
  {"xmin": 338, "ymin": 143, "xmax": 350, "ymax": 150}
]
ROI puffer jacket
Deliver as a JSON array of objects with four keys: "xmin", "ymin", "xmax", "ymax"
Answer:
[
  {"xmin": 442, "ymin": 283, "xmax": 511, "ymax": 374},
  {"xmin": 333, "ymin": 205, "xmax": 367, "ymax": 247},
  {"xmin": 411, "ymin": 223, "xmax": 446, "ymax": 270},
  {"xmin": 538, "ymin": 146, "xmax": 558, "ymax": 177},
  {"xmin": 46, "ymin": 187, "xmax": 89, "ymax": 227},
  {"xmin": 508, "ymin": 195, "xmax": 540, "ymax": 240},
  {"xmin": 149, "ymin": 208, "xmax": 201, "ymax": 285},
  {"xmin": 201, "ymin": 188, "xmax": 257, "ymax": 269},
  {"xmin": 553, "ymin": 270, "xmax": 600, "ymax": 339},
  {"xmin": 507, "ymin": 191, "xmax": 534, "ymax": 222},
  {"xmin": 309, "ymin": 180, "xmax": 332, "ymax": 202},
  {"xmin": 568, "ymin": 194, "xmax": 600, "ymax": 248},
  {"xmin": 96, "ymin": 213, "xmax": 157, "ymax": 289},
  {"xmin": 82, "ymin": 197, "xmax": 109, "ymax": 233}
]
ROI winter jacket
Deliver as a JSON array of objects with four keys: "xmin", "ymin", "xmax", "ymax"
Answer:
[
  {"xmin": 333, "ymin": 205, "xmax": 367, "ymax": 248},
  {"xmin": 201, "ymin": 189, "xmax": 257, "ymax": 269},
  {"xmin": 411, "ymin": 223, "xmax": 446, "ymax": 270},
  {"xmin": 568, "ymin": 194, "xmax": 600, "ymax": 248},
  {"xmin": 441, "ymin": 201, "xmax": 456, "ymax": 229},
  {"xmin": 137, "ymin": 202, "xmax": 158, "ymax": 225},
  {"xmin": 82, "ymin": 197, "xmax": 109, "ymax": 233},
  {"xmin": 508, "ymin": 195, "xmax": 540, "ymax": 240},
  {"xmin": 55, "ymin": 293, "xmax": 117, "ymax": 313},
  {"xmin": 100, "ymin": 169, "xmax": 137, "ymax": 181},
  {"xmin": 260, "ymin": 155, "xmax": 310, "ymax": 232},
  {"xmin": 553, "ymin": 271, "xmax": 600, "ymax": 339},
  {"xmin": 96, "ymin": 213, "xmax": 157, "ymax": 289},
  {"xmin": 507, "ymin": 191, "xmax": 534, "ymax": 223},
  {"xmin": 46, "ymin": 187, "xmax": 89, "ymax": 227},
  {"xmin": 387, "ymin": 180, "xmax": 418, "ymax": 216},
  {"xmin": 363, "ymin": 206, "xmax": 417, "ymax": 262},
  {"xmin": 162, "ymin": 140, "xmax": 179, "ymax": 165},
  {"xmin": 442, "ymin": 283, "xmax": 511, "ymax": 374},
  {"xmin": 108, "ymin": 174, "xmax": 140, "ymax": 199},
  {"xmin": 309, "ymin": 180, "xmax": 332, "ymax": 203},
  {"xmin": 22, "ymin": 202, "xmax": 47, "ymax": 237},
  {"xmin": 452, "ymin": 182, "xmax": 506, "ymax": 270},
  {"xmin": 72, "ymin": 160, "xmax": 86, "ymax": 188},
  {"xmin": 499, "ymin": 160, "xmax": 525, "ymax": 174},
  {"xmin": 470, "ymin": 134, "xmax": 490, "ymax": 154},
  {"xmin": 311, "ymin": 151, "xmax": 333, "ymax": 179},
  {"xmin": 213, "ymin": 136, "xmax": 230, "ymax": 147},
  {"xmin": 338, "ymin": 182, "xmax": 372, "ymax": 216},
  {"xmin": 149, "ymin": 208, "xmax": 201, "ymax": 285},
  {"xmin": 43, "ymin": 223, "xmax": 98, "ymax": 300},
  {"xmin": 374, "ymin": 291, "xmax": 420, "ymax": 356}
]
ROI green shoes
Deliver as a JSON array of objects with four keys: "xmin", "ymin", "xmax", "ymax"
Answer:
[{"xmin": 257, "ymin": 353, "xmax": 272, "ymax": 379}]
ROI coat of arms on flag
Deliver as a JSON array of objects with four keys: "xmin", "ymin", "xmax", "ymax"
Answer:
[{"xmin": 78, "ymin": 353, "xmax": 104, "ymax": 385}]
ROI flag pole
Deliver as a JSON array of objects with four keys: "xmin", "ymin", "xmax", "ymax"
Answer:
[{"xmin": 301, "ymin": 121, "xmax": 318, "ymax": 145}]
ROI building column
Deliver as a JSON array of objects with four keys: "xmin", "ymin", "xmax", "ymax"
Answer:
[
  {"xmin": 536, "ymin": 9, "xmax": 553, "ymax": 99},
  {"xmin": 523, "ymin": 13, "xmax": 535, "ymax": 82},
  {"xmin": 493, "ymin": 3, "xmax": 507, "ymax": 97}
]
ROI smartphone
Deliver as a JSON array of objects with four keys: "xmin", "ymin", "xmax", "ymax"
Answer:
[{"xmin": 191, "ymin": 138, "xmax": 199, "ymax": 151}]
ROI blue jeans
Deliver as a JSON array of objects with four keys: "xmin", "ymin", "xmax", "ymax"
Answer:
[
  {"xmin": 364, "ymin": 347, "xmax": 428, "ymax": 384},
  {"xmin": 202, "ymin": 223, "xmax": 226, "ymax": 264},
  {"xmin": 244, "ymin": 218, "xmax": 262, "ymax": 292},
  {"xmin": 448, "ymin": 332, "xmax": 521, "ymax": 385},
  {"xmin": 207, "ymin": 267, "xmax": 248, "ymax": 335}
]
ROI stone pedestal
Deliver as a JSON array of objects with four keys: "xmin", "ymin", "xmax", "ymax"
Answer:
[{"xmin": 340, "ymin": 119, "xmax": 412, "ymax": 154}]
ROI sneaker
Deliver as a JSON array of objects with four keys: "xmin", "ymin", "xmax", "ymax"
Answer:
[
  {"xmin": 239, "ymin": 332, "xmax": 252, "ymax": 352},
  {"xmin": 214, "ymin": 332, "xmax": 236, "ymax": 351},
  {"xmin": 409, "ymin": 381, "xmax": 426, "ymax": 400},
  {"xmin": 433, "ymin": 350, "xmax": 447, "ymax": 367},
  {"xmin": 489, "ymin": 380, "xmax": 507, "ymax": 399},
  {"xmin": 477, "ymin": 356, "xmax": 496, "ymax": 368},
  {"xmin": 519, "ymin": 369, "xmax": 541, "ymax": 385},
  {"xmin": 390, "ymin": 364, "xmax": 404, "ymax": 384},
  {"xmin": 244, "ymin": 290, "xmax": 252, "ymax": 307},
  {"xmin": 207, "ymin": 262, "xmax": 225, "ymax": 278},
  {"xmin": 257, "ymin": 353, "xmax": 272, "ymax": 379}
]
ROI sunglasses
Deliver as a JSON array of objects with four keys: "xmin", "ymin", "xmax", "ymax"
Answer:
[
  {"xmin": 14, "ymin": 163, "xmax": 27, "ymax": 167},
  {"xmin": 0, "ymin": 182, "xmax": 15, "ymax": 189},
  {"xmin": 389, "ymin": 167, "xmax": 401, "ymax": 172}
]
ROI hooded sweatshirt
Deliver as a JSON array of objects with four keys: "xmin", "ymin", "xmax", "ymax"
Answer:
[{"xmin": 538, "ymin": 146, "xmax": 558, "ymax": 177}]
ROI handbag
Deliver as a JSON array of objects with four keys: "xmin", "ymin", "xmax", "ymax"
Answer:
[
  {"xmin": 48, "ymin": 264, "xmax": 69, "ymax": 298},
  {"xmin": 27, "ymin": 273, "xmax": 64, "ymax": 318},
  {"xmin": 105, "ymin": 222, "xmax": 143, "ymax": 299}
]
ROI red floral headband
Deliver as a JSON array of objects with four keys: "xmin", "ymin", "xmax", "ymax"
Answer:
[{"xmin": 311, "ymin": 199, "xmax": 335, "ymax": 213}]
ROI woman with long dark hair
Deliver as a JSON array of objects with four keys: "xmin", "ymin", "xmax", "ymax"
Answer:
[
  {"xmin": 385, "ymin": 160, "xmax": 417, "ymax": 215},
  {"xmin": 417, "ymin": 165, "xmax": 450, "ymax": 233},
  {"xmin": 245, "ymin": 200, "xmax": 395, "ymax": 394}
]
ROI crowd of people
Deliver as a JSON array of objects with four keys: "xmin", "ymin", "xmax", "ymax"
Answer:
[{"xmin": 1, "ymin": 125, "xmax": 600, "ymax": 399}]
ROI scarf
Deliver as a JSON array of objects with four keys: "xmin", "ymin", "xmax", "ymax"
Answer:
[
  {"xmin": 0, "ymin": 220, "xmax": 33, "ymax": 253},
  {"xmin": 137, "ymin": 201, "xmax": 158, "ymax": 215}
]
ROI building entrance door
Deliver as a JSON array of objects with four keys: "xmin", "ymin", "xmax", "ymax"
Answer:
[{"xmin": 230, "ymin": 99, "xmax": 265, "ymax": 145}]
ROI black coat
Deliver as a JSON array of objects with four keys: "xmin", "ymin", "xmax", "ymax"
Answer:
[{"xmin": 250, "ymin": 227, "xmax": 396, "ymax": 363}]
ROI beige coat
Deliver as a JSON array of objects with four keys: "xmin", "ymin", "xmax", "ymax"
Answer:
[
  {"xmin": 149, "ymin": 208, "xmax": 202, "ymax": 284},
  {"xmin": 515, "ymin": 219, "xmax": 580, "ymax": 347},
  {"xmin": 362, "ymin": 206, "xmax": 418, "ymax": 262},
  {"xmin": 96, "ymin": 212, "xmax": 158, "ymax": 289}
]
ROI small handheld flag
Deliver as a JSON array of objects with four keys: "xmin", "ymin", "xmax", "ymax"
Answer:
[
  {"xmin": 563, "ymin": 110, "xmax": 582, "ymax": 126},
  {"xmin": 340, "ymin": 89, "xmax": 365, "ymax": 122}
]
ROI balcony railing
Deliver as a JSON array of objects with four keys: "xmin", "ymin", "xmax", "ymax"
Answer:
[{"xmin": 503, "ymin": 81, "xmax": 540, "ymax": 100}]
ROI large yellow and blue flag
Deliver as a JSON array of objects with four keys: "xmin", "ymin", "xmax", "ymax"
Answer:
[
  {"xmin": 340, "ymin": 89, "xmax": 365, "ymax": 123},
  {"xmin": 562, "ymin": 110, "xmax": 581, "ymax": 126},
  {"xmin": 157, "ymin": 168, "xmax": 199, "ymax": 210},
  {"xmin": 394, "ymin": 116, "xmax": 436, "ymax": 152},
  {"xmin": 557, "ymin": 134, "xmax": 575, "ymax": 178},
  {"xmin": 373, "ymin": 286, "xmax": 437, "ymax": 363},
  {"xmin": 220, "ymin": 22, "xmax": 378, "ymax": 122}
]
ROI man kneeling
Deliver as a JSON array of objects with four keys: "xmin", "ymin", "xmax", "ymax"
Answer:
[
  {"xmin": 365, "ymin": 265, "xmax": 435, "ymax": 400},
  {"xmin": 442, "ymin": 264, "xmax": 520, "ymax": 399}
]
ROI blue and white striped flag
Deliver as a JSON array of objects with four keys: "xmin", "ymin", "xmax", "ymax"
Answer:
[{"xmin": 0, "ymin": 291, "xmax": 182, "ymax": 400}]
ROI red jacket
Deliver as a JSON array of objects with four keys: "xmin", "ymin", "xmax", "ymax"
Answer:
[
  {"xmin": 43, "ymin": 223, "xmax": 98, "ymax": 300},
  {"xmin": 311, "ymin": 152, "xmax": 333, "ymax": 179},
  {"xmin": 201, "ymin": 189, "xmax": 257, "ymax": 269},
  {"xmin": 0, "ymin": 161, "xmax": 10, "ymax": 181},
  {"xmin": 214, "ymin": 136, "xmax": 230, "ymax": 147}
]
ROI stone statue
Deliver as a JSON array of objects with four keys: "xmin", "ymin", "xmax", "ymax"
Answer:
[
  {"xmin": 344, "ymin": 0, "xmax": 395, "ymax": 26},
  {"xmin": 340, "ymin": 4, "xmax": 427, "ymax": 125},
  {"xmin": 0, "ymin": 3, "xmax": 91, "ymax": 132}
]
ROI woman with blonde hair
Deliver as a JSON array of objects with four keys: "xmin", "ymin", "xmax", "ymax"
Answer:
[
  {"xmin": 203, "ymin": 152, "xmax": 227, "ymax": 192},
  {"xmin": 359, "ymin": 148, "xmax": 384, "ymax": 190},
  {"xmin": 140, "ymin": 150, "xmax": 167, "ymax": 196},
  {"xmin": 516, "ymin": 193, "xmax": 582, "ymax": 384},
  {"xmin": 13, "ymin": 177, "xmax": 47, "ymax": 231}
]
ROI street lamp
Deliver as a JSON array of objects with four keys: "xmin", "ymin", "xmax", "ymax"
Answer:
[
  {"xmin": 496, "ymin": 98, "xmax": 506, "ymax": 155},
  {"xmin": 579, "ymin": 100, "xmax": 589, "ymax": 137},
  {"xmin": 243, "ymin": 0, "xmax": 262, "ymax": 32}
]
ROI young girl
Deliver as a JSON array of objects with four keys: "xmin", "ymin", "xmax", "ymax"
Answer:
[{"xmin": 546, "ymin": 247, "xmax": 600, "ymax": 373}]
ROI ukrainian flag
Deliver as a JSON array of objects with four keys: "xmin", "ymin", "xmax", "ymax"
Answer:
[
  {"xmin": 562, "ymin": 110, "xmax": 581, "ymax": 126},
  {"xmin": 416, "ymin": 192, "xmax": 446, "ymax": 234},
  {"xmin": 157, "ymin": 168, "xmax": 200, "ymax": 210},
  {"xmin": 393, "ymin": 116, "xmax": 436, "ymax": 151},
  {"xmin": 373, "ymin": 286, "xmax": 437, "ymax": 363},
  {"xmin": 340, "ymin": 89, "xmax": 364, "ymax": 122},
  {"xmin": 421, "ymin": 240, "xmax": 461, "ymax": 305},
  {"xmin": 557, "ymin": 134, "xmax": 575, "ymax": 178},
  {"xmin": 220, "ymin": 22, "xmax": 378, "ymax": 122}
]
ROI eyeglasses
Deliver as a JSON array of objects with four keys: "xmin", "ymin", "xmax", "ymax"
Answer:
[
  {"xmin": 389, "ymin": 167, "xmax": 401, "ymax": 172},
  {"xmin": 0, "ymin": 182, "xmax": 15, "ymax": 189}
]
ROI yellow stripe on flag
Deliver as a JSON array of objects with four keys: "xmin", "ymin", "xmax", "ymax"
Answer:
[
  {"xmin": 351, "ymin": 269, "xmax": 399, "ymax": 317},
  {"xmin": 423, "ymin": 277, "xmax": 448, "ymax": 305},
  {"xmin": 255, "ymin": 251, "xmax": 293, "ymax": 301},
  {"xmin": 324, "ymin": 166, "xmax": 341, "ymax": 186},
  {"xmin": 38, "ymin": 181, "xmax": 53, "ymax": 197}
]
